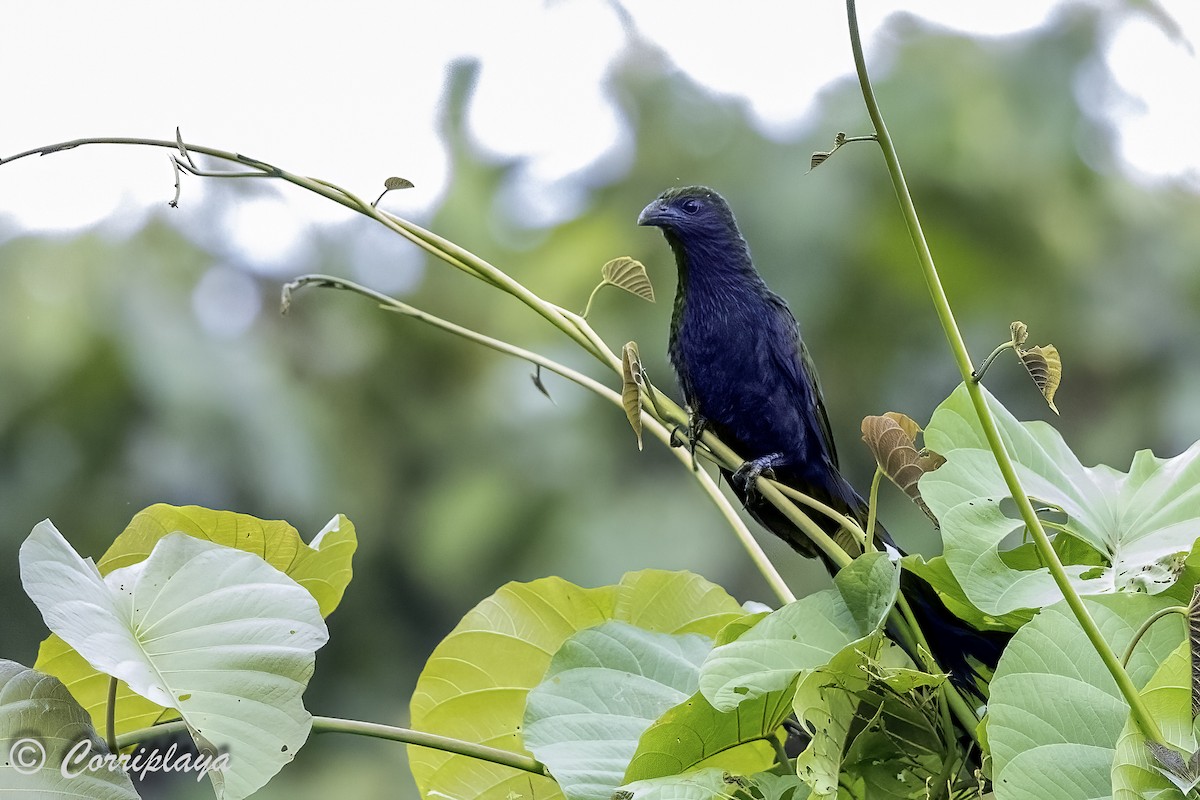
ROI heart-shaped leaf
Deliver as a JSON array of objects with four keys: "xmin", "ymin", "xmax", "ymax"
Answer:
[
  {"xmin": 1112, "ymin": 641, "xmax": 1200, "ymax": 798},
  {"xmin": 987, "ymin": 595, "xmax": 1184, "ymax": 800},
  {"xmin": 0, "ymin": 659, "xmax": 138, "ymax": 798},
  {"xmin": 922, "ymin": 384, "xmax": 1200, "ymax": 617},
  {"xmin": 524, "ymin": 621, "xmax": 712, "ymax": 800},
  {"xmin": 20, "ymin": 521, "xmax": 328, "ymax": 800},
  {"xmin": 409, "ymin": 570, "xmax": 745, "ymax": 800},
  {"xmin": 33, "ymin": 505, "xmax": 354, "ymax": 740},
  {"xmin": 861, "ymin": 412, "xmax": 944, "ymax": 524},
  {"xmin": 601, "ymin": 257, "xmax": 655, "ymax": 304},
  {"xmin": 699, "ymin": 554, "xmax": 896, "ymax": 711}
]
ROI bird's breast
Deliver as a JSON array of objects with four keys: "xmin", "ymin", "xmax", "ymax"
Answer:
[{"xmin": 670, "ymin": 290, "xmax": 804, "ymax": 461}]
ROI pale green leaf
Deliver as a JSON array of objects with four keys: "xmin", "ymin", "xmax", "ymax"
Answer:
[
  {"xmin": 901, "ymin": 554, "xmax": 1032, "ymax": 633},
  {"xmin": 624, "ymin": 679, "xmax": 791, "ymax": 783},
  {"xmin": 524, "ymin": 622, "xmax": 710, "ymax": 800},
  {"xmin": 698, "ymin": 554, "xmax": 893, "ymax": 714},
  {"xmin": 33, "ymin": 505, "xmax": 354, "ymax": 739},
  {"xmin": 621, "ymin": 342, "xmax": 646, "ymax": 450},
  {"xmin": 97, "ymin": 504, "xmax": 356, "ymax": 616},
  {"xmin": 793, "ymin": 670, "xmax": 857, "ymax": 799},
  {"xmin": 621, "ymin": 768, "xmax": 809, "ymax": 800},
  {"xmin": 922, "ymin": 384, "xmax": 1200, "ymax": 617},
  {"xmin": 833, "ymin": 552, "xmax": 899, "ymax": 636},
  {"xmin": 987, "ymin": 595, "xmax": 1184, "ymax": 800},
  {"xmin": 1113, "ymin": 642, "xmax": 1198, "ymax": 799},
  {"xmin": 0, "ymin": 659, "xmax": 138, "ymax": 798},
  {"xmin": 20, "ymin": 522, "xmax": 328, "ymax": 800},
  {"xmin": 408, "ymin": 570, "xmax": 744, "ymax": 800}
]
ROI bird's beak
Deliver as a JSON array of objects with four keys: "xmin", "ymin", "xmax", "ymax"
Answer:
[{"xmin": 637, "ymin": 198, "xmax": 669, "ymax": 227}]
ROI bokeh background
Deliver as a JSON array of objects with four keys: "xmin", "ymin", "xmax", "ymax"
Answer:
[{"xmin": 2, "ymin": 1, "xmax": 1199, "ymax": 797}]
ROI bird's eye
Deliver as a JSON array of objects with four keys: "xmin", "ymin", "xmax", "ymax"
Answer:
[{"xmin": 681, "ymin": 198, "xmax": 700, "ymax": 214}]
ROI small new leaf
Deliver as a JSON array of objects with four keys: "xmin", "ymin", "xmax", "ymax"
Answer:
[
  {"xmin": 373, "ymin": 177, "xmax": 415, "ymax": 207},
  {"xmin": 810, "ymin": 150, "xmax": 832, "ymax": 170},
  {"xmin": 1147, "ymin": 741, "xmax": 1200, "ymax": 795},
  {"xmin": 1010, "ymin": 320, "xmax": 1028, "ymax": 348},
  {"xmin": 602, "ymin": 257, "xmax": 655, "ymax": 303},
  {"xmin": 1019, "ymin": 344, "xmax": 1062, "ymax": 414},
  {"xmin": 861, "ymin": 413, "xmax": 944, "ymax": 525},
  {"xmin": 621, "ymin": 342, "xmax": 646, "ymax": 451}
]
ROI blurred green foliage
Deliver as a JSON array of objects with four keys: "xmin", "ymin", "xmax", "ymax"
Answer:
[{"xmin": 2, "ymin": 7, "xmax": 1199, "ymax": 798}]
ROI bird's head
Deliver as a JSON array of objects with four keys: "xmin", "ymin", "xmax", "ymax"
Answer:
[
  {"xmin": 637, "ymin": 186, "xmax": 741, "ymax": 242},
  {"xmin": 638, "ymin": 186, "xmax": 752, "ymax": 279}
]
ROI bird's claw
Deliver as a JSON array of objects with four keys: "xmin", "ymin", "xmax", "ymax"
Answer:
[
  {"xmin": 669, "ymin": 411, "xmax": 708, "ymax": 471},
  {"xmin": 733, "ymin": 453, "xmax": 786, "ymax": 499}
]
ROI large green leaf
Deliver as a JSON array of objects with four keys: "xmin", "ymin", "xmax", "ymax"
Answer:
[
  {"xmin": 624, "ymin": 679, "xmax": 792, "ymax": 783},
  {"xmin": 1112, "ymin": 641, "xmax": 1198, "ymax": 799},
  {"xmin": 524, "ymin": 621, "xmax": 711, "ymax": 800},
  {"xmin": 408, "ymin": 570, "xmax": 745, "ymax": 800},
  {"xmin": 620, "ymin": 767, "xmax": 809, "ymax": 800},
  {"xmin": 20, "ymin": 522, "xmax": 328, "ymax": 800},
  {"xmin": 97, "ymin": 504, "xmax": 357, "ymax": 616},
  {"xmin": 32, "ymin": 505, "xmax": 354, "ymax": 738},
  {"xmin": 902, "ymin": 554, "xmax": 1031, "ymax": 633},
  {"xmin": 0, "ymin": 659, "xmax": 138, "ymax": 798},
  {"xmin": 793, "ymin": 669, "xmax": 857, "ymax": 799},
  {"xmin": 922, "ymin": 384, "xmax": 1200, "ymax": 617},
  {"xmin": 987, "ymin": 595, "xmax": 1184, "ymax": 800},
  {"xmin": 699, "ymin": 553, "xmax": 897, "ymax": 711}
]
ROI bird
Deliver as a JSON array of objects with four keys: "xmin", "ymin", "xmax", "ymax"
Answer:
[{"xmin": 637, "ymin": 185, "xmax": 1007, "ymax": 693}]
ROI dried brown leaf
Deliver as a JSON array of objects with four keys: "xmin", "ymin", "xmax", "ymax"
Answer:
[
  {"xmin": 861, "ymin": 414, "xmax": 945, "ymax": 525},
  {"xmin": 882, "ymin": 411, "xmax": 922, "ymax": 442},
  {"xmin": 621, "ymin": 342, "xmax": 646, "ymax": 451},
  {"xmin": 1019, "ymin": 344, "xmax": 1062, "ymax": 414}
]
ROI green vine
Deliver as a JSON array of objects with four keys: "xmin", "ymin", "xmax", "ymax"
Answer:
[{"xmin": 843, "ymin": 0, "xmax": 1164, "ymax": 746}]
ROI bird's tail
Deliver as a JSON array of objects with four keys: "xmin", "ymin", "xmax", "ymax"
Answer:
[{"xmin": 725, "ymin": 468, "xmax": 1009, "ymax": 700}]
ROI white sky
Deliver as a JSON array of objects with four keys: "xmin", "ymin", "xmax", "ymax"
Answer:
[{"xmin": 1, "ymin": 0, "xmax": 1197, "ymax": 267}]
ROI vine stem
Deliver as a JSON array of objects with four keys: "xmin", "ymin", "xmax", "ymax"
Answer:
[
  {"xmin": 1120, "ymin": 606, "xmax": 1188, "ymax": 668},
  {"xmin": 114, "ymin": 716, "xmax": 550, "ymax": 777},
  {"xmin": 1, "ymin": 138, "xmax": 801, "ymax": 602},
  {"xmin": 0, "ymin": 137, "xmax": 861, "ymax": 600},
  {"xmin": 284, "ymin": 275, "xmax": 797, "ymax": 605},
  {"xmin": 845, "ymin": 0, "xmax": 1163, "ymax": 744}
]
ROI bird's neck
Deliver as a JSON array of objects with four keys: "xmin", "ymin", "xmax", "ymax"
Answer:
[{"xmin": 664, "ymin": 229, "xmax": 765, "ymax": 324}]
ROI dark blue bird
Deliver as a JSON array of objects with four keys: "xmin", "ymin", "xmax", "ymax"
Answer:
[
  {"xmin": 638, "ymin": 185, "xmax": 1007, "ymax": 691},
  {"xmin": 638, "ymin": 185, "xmax": 870, "ymax": 562}
]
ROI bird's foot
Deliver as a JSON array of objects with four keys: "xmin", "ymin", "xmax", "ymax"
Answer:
[
  {"xmin": 732, "ymin": 452, "xmax": 786, "ymax": 499},
  {"xmin": 669, "ymin": 410, "xmax": 708, "ymax": 470}
]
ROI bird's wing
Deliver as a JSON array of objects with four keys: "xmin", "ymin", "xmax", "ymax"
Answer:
[
  {"xmin": 765, "ymin": 290, "xmax": 841, "ymax": 471},
  {"xmin": 797, "ymin": 336, "xmax": 840, "ymax": 471}
]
